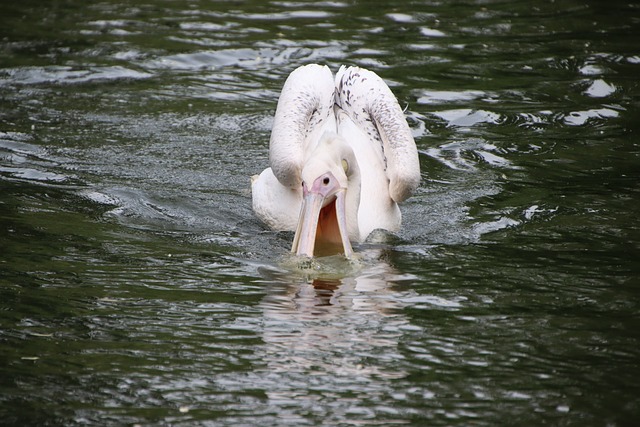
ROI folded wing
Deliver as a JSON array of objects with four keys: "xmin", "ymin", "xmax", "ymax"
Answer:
[
  {"xmin": 269, "ymin": 64, "xmax": 337, "ymax": 189},
  {"xmin": 334, "ymin": 66, "xmax": 420, "ymax": 203}
]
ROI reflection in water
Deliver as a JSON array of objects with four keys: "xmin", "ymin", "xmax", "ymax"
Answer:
[{"xmin": 256, "ymin": 251, "xmax": 413, "ymax": 407}]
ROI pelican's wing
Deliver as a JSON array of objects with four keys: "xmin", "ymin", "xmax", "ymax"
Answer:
[
  {"xmin": 269, "ymin": 64, "xmax": 337, "ymax": 189},
  {"xmin": 335, "ymin": 66, "xmax": 420, "ymax": 202}
]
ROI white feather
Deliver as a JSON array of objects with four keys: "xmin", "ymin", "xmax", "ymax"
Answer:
[
  {"xmin": 269, "ymin": 64, "xmax": 336, "ymax": 189},
  {"xmin": 252, "ymin": 64, "xmax": 420, "ymax": 245},
  {"xmin": 335, "ymin": 66, "xmax": 421, "ymax": 203}
]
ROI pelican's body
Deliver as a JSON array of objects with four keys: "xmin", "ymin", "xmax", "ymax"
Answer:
[{"xmin": 252, "ymin": 64, "xmax": 420, "ymax": 257}]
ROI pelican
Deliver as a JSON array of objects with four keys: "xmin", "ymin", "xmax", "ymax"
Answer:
[{"xmin": 251, "ymin": 64, "xmax": 420, "ymax": 257}]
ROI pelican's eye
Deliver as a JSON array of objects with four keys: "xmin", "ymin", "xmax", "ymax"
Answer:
[{"xmin": 341, "ymin": 159, "xmax": 349, "ymax": 173}]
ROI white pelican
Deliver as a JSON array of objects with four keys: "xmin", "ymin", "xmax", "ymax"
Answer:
[{"xmin": 251, "ymin": 64, "xmax": 420, "ymax": 257}]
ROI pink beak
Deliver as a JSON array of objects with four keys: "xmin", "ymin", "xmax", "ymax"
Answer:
[{"xmin": 291, "ymin": 172, "xmax": 353, "ymax": 258}]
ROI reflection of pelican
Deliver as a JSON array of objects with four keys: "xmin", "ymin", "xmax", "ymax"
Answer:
[
  {"xmin": 257, "ymin": 251, "xmax": 411, "ymax": 382},
  {"xmin": 252, "ymin": 64, "xmax": 420, "ymax": 257}
]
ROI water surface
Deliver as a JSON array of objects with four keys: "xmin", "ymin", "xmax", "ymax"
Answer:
[{"xmin": 1, "ymin": 0, "xmax": 639, "ymax": 425}]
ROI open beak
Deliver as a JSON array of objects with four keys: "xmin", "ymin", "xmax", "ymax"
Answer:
[{"xmin": 291, "ymin": 172, "xmax": 353, "ymax": 258}]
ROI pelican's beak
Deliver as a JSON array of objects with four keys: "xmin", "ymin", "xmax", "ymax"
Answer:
[{"xmin": 291, "ymin": 172, "xmax": 353, "ymax": 258}]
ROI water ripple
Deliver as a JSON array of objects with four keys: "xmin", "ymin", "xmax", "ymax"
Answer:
[
  {"xmin": 0, "ymin": 66, "xmax": 152, "ymax": 86},
  {"xmin": 563, "ymin": 107, "xmax": 619, "ymax": 126}
]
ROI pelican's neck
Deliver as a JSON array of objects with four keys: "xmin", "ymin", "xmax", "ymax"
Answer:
[{"xmin": 344, "ymin": 150, "xmax": 361, "ymax": 243}]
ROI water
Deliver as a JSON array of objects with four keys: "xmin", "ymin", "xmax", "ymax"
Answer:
[{"xmin": 1, "ymin": 0, "xmax": 639, "ymax": 425}]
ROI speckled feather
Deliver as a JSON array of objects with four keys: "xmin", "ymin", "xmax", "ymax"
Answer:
[{"xmin": 334, "ymin": 66, "xmax": 420, "ymax": 202}]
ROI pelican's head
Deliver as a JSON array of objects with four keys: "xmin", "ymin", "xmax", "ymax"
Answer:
[{"xmin": 292, "ymin": 133, "xmax": 360, "ymax": 258}]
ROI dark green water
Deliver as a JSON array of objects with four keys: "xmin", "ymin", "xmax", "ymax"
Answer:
[{"xmin": 1, "ymin": 0, "xmax": 639, "ymax": 425}]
